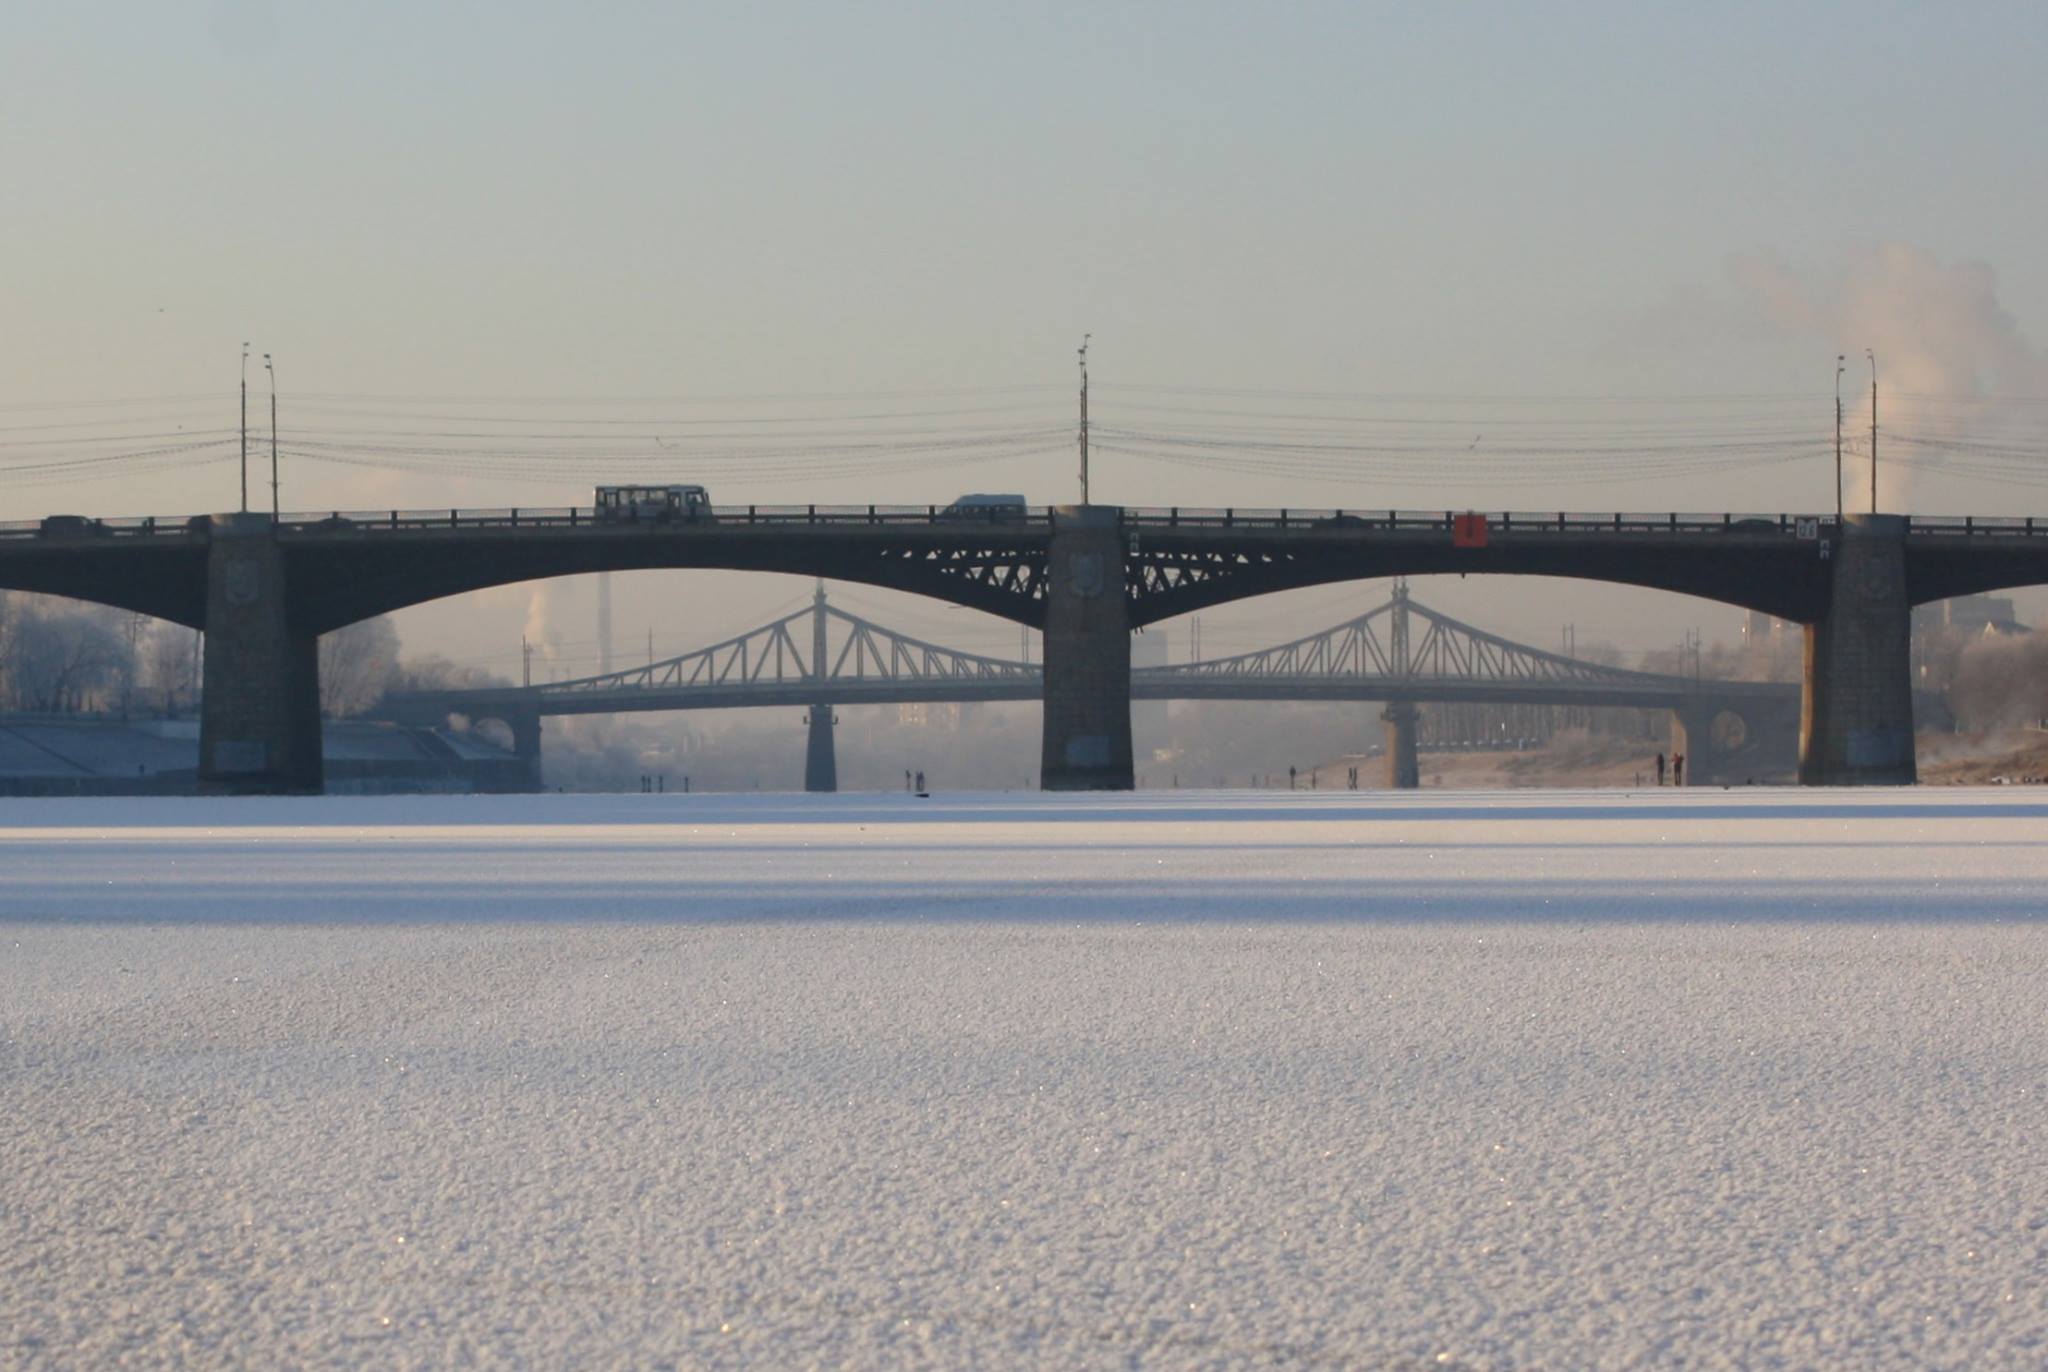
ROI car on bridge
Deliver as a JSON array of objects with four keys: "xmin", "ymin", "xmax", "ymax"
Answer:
[
  {"xmin": 938, "ymin": 493, "xmax": 1027, "ymax": 522},
  {"xmin": 595, "ymin": 485, "xmax": 714, "ymax": 523}
]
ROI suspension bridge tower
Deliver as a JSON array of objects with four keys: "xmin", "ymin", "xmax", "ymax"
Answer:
[
  {"xmin": 803, "ymin": 581, "xmax": 838, "ymax": 792},
  {"xmin": 1380, "ymin": 579, "xmax": 1421, "ymax": 788}
]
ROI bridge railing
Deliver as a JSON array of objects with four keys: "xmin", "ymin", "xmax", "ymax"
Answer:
[
  {"xmin": 266, "ymin": 505, "xmax": 1825, "ymax": 535},
  {"xmin": 14, "ymin": 506, "xmax": 2048, "ymax": 541},
  {"xmin": 0, "ymin": 514, "xmax": 205, "ymax": 541},
  {"xmin": 266, "ymin": 505, "xmax": 1064, "ymax": 532},
  {"xmin": 1901, "ymin": 515, "xmax": 2047, "ymax": 537},
  {"xmin": 1118, "ymin": 508, "xmax": 1818, "ymax": 534}
]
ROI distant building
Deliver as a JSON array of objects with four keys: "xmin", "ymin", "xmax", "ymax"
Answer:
[
  {"xmin": 1741, "ymin": 610, "xmax": 1790, "ymax": 643},
  {"xmin": 897, "ymin": 701, "xmax": 963, "ymax": 730},
  {"xmin": 1915, "ymin": 594, "xmax": 2025, "ymax": 637},
  {"xmin": 1911, "ymin": 595, "xmax": 2030, "ymax": 687}
]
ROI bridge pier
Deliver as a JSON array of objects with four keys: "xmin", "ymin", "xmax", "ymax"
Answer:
[
  {"xmin": 1040, "ymin": 507, "xmax": 1134, "ymax": 791},
  {"xmin": 1381, "ymin": 700, "xmax": 1420, "ymax": 788},
  {"xmin": 1672, "ymin": 699, "xmax": 1803, "ymax": 787},
  {"xmin": 199, "ymin": 514, "xmax": 323, "ymax": 794},
  {"xmin": 506, "ymin": 708, "xmax": 544, "ymax": 790},
  {"xmin": 804, "ymin": 704, "xmax": 837, "ymax": 793},
  {"xmin": 1799, "ymin": 514, "xmax": 1916, "ymax": 786},
  {"xmin": 1668, "ymin": 705, "xmax": 1717, "ymax": 787}
]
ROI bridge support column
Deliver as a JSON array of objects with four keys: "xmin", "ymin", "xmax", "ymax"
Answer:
[
  {"xmin": 506, "ymin": 708, "xmax": 544, "ymax": 791},
  {"xmin": 1381, "ymin": 701, "xmax": 1420, "ymax": 789},
  {"xmin": 1799, "ymin": 514, "xmax": 1916, "ymax": 786},
  {"xmin": 804, "ymin": 704, "xmax": 837, "ymax": 793},
  {"xmin": 199, "ymin": 514, "xmax": 322, "ymax": 794},
  {"xmin": 1668, "ymin": 704, "xmax": 1719, "ymax": 787},
  {"xmin": 1040, "ymin": 507, "xmax": 1133, "ymax": 791}
]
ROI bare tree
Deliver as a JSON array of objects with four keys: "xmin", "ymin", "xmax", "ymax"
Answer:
[
  {"xmin": 1951, "ymin": 631, "xmax": 2048, "ymax": 731},
  {"xmin": 4, "ymin": 601, "xmax": 126, "ymax": 712},
  {"xmin": 388, "ymin": 653, "xmax": 511, "ymax": 695},
  {"xmin": 140, "ymin": 620, "xmax": 202, "ymax": 716},
  {"xmin": 319, "ymin": 616, "xmax": 401, "ymax": 717}
]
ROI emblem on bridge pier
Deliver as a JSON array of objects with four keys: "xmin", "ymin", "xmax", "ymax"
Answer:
[
  {"xmin": 1067, "ymin": 551, "xmax": 1106, "ymax": 599},
  {"xmin": 223, "ymin": 556, "xmax": 262, "ymax": 607}
]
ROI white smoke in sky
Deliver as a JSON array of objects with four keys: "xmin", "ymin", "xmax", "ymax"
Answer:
[
  {"xmin": 523, "ymin": 583, "xmax": 564, "ymax": 681},
  {"xmin": 1729, "ymin": 243, "xmax": 2048, "ymax": 508}
]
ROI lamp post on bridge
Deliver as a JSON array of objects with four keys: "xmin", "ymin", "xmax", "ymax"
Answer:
[
  {"xmin": 265, "ymin": 354, "xmax": 278, "ymax": 520},
  {"xmin": 1077, "ymin": 334, "xmax": 1091, "ymax": 504},
  {"xmin": 1843, "ymin": 354, "xmax": 1859, "ymax": 528},
  {"xmin": 239, "ymin": 342, "xmax": 250, "ymax": 513}
]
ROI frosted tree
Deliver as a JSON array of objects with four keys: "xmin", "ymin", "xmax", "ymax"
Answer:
[{"xmin": 318, "ymin": 616, "xmax": 402, "ymax": 718}]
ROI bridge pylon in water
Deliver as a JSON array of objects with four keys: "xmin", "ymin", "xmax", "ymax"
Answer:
[
  {"xmin": 199, "ymin": 514, "xmax": 322, "ymax": 794},
  {"xmin": 1040, "ymin": 507, "xmax": 1134, "ymax": 790},
  {"xmin": 1380, "ymin": 580, "xmax": 1421, "ymax": 787},
  {"xmin": 1799, "ymin": 514, "xmax": 1915, "ymax": 785},
  {"xmin": 1381, "ymin": 701, "xmax": 1421, "ymax": 788},
  {"xmin": 803, "ymin": 581, "xmax": 839, "ymax": 792}
]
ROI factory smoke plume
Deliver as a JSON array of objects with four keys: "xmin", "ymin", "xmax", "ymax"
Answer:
[{"xmin": 1730, "ymin": 243, "xmax": 2048, "ymax": 509}]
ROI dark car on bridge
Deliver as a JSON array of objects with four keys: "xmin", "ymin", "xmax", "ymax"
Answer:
[{"xmin": 938, "ymin": 493, "xmax": 1027, "ymax": 522}]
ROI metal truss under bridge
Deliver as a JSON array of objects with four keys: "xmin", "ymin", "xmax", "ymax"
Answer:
[{"xmin": 386, "ymin": 582, "xmax": 1793, "ymax": 723}]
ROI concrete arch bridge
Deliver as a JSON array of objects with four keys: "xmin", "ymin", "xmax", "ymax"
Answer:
[
  {"xmin": 384, "ymin": 582, "xmax": 1799, "ymax": 790},
  {"xmin": 9, "ymin": 500, "xmax": 2042, "ymax": 790}
]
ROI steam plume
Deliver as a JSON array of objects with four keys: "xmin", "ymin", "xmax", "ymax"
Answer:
[{"xmin": 1730, "ymin": 243, "xmax": 2048, "ymax": 507}]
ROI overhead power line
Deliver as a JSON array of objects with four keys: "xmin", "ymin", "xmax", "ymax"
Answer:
[{"xmin": 5, "ymin": 382, "xmax": 2048, "ymax": 497}]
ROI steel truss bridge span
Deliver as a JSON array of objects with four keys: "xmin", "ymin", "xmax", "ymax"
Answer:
[
  {"xmin": 383, "ymin": 583, "xmax": 1797, "ymax": 790},
  {"xmin": 391, "ymin": 584, "xmax": 1791, "ymax": 720}
]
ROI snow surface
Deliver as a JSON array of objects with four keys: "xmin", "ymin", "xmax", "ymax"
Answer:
[{"xmin": 3, "ymin": 788, "xmax": 2046, "ymax": 1369}]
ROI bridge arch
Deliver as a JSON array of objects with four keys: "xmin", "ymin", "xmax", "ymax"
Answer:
[
  {"xmin": 282, "ymin": 517, "xmax": 1053, "ymax": 635},
  {"xmin": 1122, "ymin": 534, "xmax": 1835, "ymax": 627},
  {"xmin": 0, "ymin": 539, "xmax": 210, "ymax": 627}
]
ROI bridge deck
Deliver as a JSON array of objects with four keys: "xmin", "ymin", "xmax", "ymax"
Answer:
[{"xmin": 8, "ymin": 504, "xmax": 2048, "ymax": 540}]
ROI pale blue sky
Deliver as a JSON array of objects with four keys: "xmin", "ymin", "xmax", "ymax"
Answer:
[{"xmin": 8, "ymin": 2, "xmax": 2048, "ymax": 656}]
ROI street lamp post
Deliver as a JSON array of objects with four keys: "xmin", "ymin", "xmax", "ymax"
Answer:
[
  {"xmin": 265, "ymin": 354, "xmax": 278, "ymax": 519},
  {"xmin": 239, "ymin": 342, "xmax": 250, "ymax": 512},
  {"xmin": 1843, "ymin": 354, "xmax": 1859, "ymax": 528},
  {"xmin": 1077, "ymin": 334, "xmax": 1091, "ymax": 505}
]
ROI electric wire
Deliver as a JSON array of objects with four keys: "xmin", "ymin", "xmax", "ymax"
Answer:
[{"xmin": 7, "ymin": 384, "xmax": 2048, "ymax": 499}]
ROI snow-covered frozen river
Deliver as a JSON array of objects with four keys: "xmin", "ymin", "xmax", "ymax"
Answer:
[{"xmin": 4, "ymin": 789, "xmax": 2045, "ymax": 1368}]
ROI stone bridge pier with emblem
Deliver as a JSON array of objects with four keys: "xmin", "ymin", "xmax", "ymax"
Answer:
[
  {"xmin": 1800, "ymin": 513, "xmax": 1915, "ymax": 785},
  {"xmin": 1040, "ymin": 507, "xmax": 1135, "ymax": 790},
  {"xmin": 200, "ymin": 514, "xmax": 323, "ymax": 793}
]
